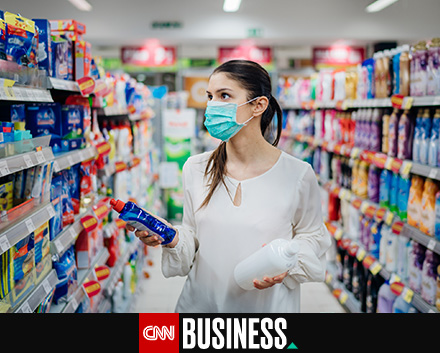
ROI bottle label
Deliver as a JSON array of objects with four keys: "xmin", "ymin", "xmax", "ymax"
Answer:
[{"xmin": 126, "ymin": 220, "xmax": 164, "ymax": 241}]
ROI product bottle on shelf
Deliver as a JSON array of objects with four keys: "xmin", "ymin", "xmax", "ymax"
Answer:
[
  {"xmin": 382, "ymin": 109, "xmax": 391, "ymax": 154},
  {"xmin": 388, "ymin": 108, "xmax": 400, "ymax": 157},
  {"xmin": 419, "ymin": 109, "xmax": 432, "ymax": 165},
  {"xmin": 399, "ymin": 44, "xmax": 411, "ymax": 96},
  {"xmin": 397, "ymin": 109, "xmax": 414, "ymax": 161},
  {"xmin": 429, "ymin": 109, "xmax": 440, "ymax": 167},
  {"xmin": 421, "ymin": 250, "xmax": 440, "ymax": 305},
  {"xmin": 233, "ymin": 239, "xmax": 299, "ymax": 291},
  {"xmin": 393, "ymin": 46, "xmax": 402, "ymax": 95},
  {"xmin": 377, "ymin": 282, "xmax": 397, "ymax": 313},
  {"xmin": 412, "ymin": 109, "xmax": 423, "ymax": 163},
  {"xmin": 419, "ymin": 178, "xmax": 440, "ymax": 236},
  {"xmin": 407, "ymin": 175, "xmax": 425, "ymax": 228},
  {"xmin": 427, "ymin": 38, "xmax": 440, "ymax": 96}
]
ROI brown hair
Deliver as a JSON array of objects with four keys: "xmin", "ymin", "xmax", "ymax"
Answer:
[{"xmin": 199, "ymin": 60, "xmax": 283, "ymax": 209}]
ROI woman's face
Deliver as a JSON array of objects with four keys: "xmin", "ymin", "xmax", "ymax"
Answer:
[{"xmin": 206, "ymin": 72, "xmax": 254, "ymax": 124}]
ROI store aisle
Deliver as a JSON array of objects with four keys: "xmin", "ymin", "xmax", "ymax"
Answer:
[{"xmin": 133, "ymin": 246, "xmax": 345, "ymax": 313}]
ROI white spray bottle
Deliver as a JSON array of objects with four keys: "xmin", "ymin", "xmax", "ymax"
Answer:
[{"xmin": 234, "ymin": 239, "xmax": 299, "ymax": 291}]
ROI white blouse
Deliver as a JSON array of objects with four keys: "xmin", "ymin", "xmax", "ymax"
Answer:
[{"xmin": 161, "ymin": 150, "xmax": 331, "ymax": 313}]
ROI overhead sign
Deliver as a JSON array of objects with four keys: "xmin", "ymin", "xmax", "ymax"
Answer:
[
  {"xmin": 218, "ymin": 46, "xmax": 272, "ymax": 65},
  {"xmin": 312, "ymin": 46, "xmax": 365, "ymax": 69},
  {"xmin": 121, "ymin": 46, "xmax": 176, "ymax": 67}
]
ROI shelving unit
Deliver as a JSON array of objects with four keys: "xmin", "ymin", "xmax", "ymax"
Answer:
[{"xmin": 281, "ymin": 93, "xmax": 440, "ymax": 313}]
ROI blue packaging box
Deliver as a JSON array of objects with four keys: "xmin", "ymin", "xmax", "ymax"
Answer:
[{"xmin": 33, "ymin": 19, "xmax": 52, "ymax": 77}]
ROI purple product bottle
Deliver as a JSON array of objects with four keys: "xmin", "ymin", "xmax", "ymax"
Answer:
[
  {"xmin": 408, "ymin": 242, "xmax": 426, "ymax": 293},
  {"xmin": 421, "ymin": 250, "xmax": 440, "ymax": 305},
  {"xmin": 397, "ymin": 109, "xmax": 414, "ymax": 160},
  {"xmin": 368, "ymin": 165, "xmax": 381, "ymax": 204},
  {"xmin": 388, "ymin": 109, "xmax": 400, "ymax": 157},
  {"xmin": 377, "ymin": 282, "xmax": 397, "ymax": 313},
  {"xmin": 370, "ymin": 108, "xmax": 382, "ymax": 152}
]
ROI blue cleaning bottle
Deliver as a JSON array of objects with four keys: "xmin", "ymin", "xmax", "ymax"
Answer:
[{"xmin": 110, "ymin": 199, "xmax": 177, "ymax": 245}]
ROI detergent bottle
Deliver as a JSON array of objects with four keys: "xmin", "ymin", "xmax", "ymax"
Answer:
[
  {"xmin": 234, "ymin": 239, "xmax": 299, "ymax": 290},
  {"xmin": 110, "ymin": 199, "xmax": 177, "ymax": 245}
]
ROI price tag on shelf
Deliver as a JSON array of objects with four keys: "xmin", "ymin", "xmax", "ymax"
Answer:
[
  {"xmin": 67, "ymin": 155, "xmax": 74, "ymax": 166},
  {"xmin": 54, "ymin": 239, "xmax": 63, "ymax": 253},
  {"xmin": 23, "ymin": 154, "xmax": 33, "ymax": 168},
  {"xmin": 19, "ymin": 301, "xmax": 32, "ymax": 314},
  {"xmin": 42, "ymin": 278, "xmax": 52, "ymax": 295},
  {"xmin": 0, "ymin": 161, "xmax": 10, "ymax": 176},
  {"xmin": 427, "ymin": 239, "xmax": 437, "ymax": 251},
  {"xmin": 334, "ymin": 229, "xmax": 343, "ymax": 241},
  {"xmin": 385, "ymin": 157, "xmax": 394, "ymax": 170},
  {"xmin": 0, "ymin": 236, "xmax": 11, "ymax": 253},
  {"xmin": 35, "ymin": 151, "xmax": 45, "ymax": 164},
  {"xmin": 403, "ymin": 97, "xmax": 414, "ymax": 110},
  {"xmin": 400, "ymin": 161, "xmax": 412, "ymax": 176},
  {"xmin": 356, "ymin": 248, "xmax": 366, "ymax": 262},
  {"xmin": 339, "ymin": 292, "xmax": 348, "ymax": 305},
  {"xmin": 369, "ymin": 262, "xmax": 382, "ymax": 276},
  {"xmin": 402, "ymin": 287, "xmax": 414, "ymax": 304},
  {"xmin": 428, "ymin": 168, "xmax": 438, "ymax": 180},
  {"xmin": 25, "ymin": 218, "xmax": 36, "ymax": 234},
  {"xmin": 69, "ymin": 227, "xmax": 77, "ymax": 240},
  {"xmin": 47, "ymin": 205, "xmax": 56, "ymax": 219},
  {"xmin": 385, "ymin": 211, "xmax": 395, "ymax": 226}
]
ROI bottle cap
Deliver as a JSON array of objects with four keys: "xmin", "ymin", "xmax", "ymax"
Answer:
[{"xmin": 110, "ymin": 199, "xmax": 125, "ymax": 213}]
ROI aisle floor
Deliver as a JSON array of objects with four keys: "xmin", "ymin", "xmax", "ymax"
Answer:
[{"xmin": 133, "ymin": 246, "xmax": 346, "ymax": 313}]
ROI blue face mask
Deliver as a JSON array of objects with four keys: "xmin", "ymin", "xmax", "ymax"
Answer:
[{"xmin": 204, "ymin": 97, "xmax": 259, "ymax": 142}]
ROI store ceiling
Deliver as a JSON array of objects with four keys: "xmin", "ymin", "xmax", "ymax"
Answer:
[{"xmin": 1, "ymin": 0, "xmax": 439, "ymax": 49}]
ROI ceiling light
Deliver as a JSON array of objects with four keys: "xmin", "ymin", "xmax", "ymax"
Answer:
[
  {"xmin": 365, "ymin": 0, "xmax": 399, "ymax": 13},
  {"xmin": 68, "ymin": 0, "xmax": 93, "ymax": 12},
  {"xmin": 223, "ymin": 0, "xmax": 242, "ymax": 12}
]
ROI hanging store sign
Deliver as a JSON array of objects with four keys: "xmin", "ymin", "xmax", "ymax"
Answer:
[
  {"xmin": 312, "ymin": 46, "xmax": 365, "ymax": 69},
  {"xmin": 121, "ymin": 46, "xmax": 176, "ymax": 67},
  {"xmin": 218, "ymin": 46, "xmax": 272, "ymax": 65}
]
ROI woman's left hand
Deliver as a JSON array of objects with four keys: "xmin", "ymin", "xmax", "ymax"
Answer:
[{"xmin": 253, "ymin": 272, "xmax": 288, "ymax": 290}]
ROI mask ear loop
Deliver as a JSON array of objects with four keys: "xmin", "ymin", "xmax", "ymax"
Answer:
[{"xmin": 239, "ymin": 96, "xmax": 261, "ymax": 125}]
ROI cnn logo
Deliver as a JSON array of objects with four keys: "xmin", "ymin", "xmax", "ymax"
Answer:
[{"xmin": 143, "ymin": 326, "xmax": 175, "ymax": 341}]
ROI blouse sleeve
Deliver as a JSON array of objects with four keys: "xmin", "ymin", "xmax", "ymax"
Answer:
[
  {"xmin": 161, "ymin": 161, "xmax": 199, "ymax": 278},
  {"xmin": 283, "ymin": 164, "xmax": 332, "ymax": 290}
]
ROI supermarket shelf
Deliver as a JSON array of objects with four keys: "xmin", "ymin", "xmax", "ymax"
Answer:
[
  {"xmin": 400, "ymin": 223, "xmax": 440, "ymax": 256},
  {"xmin": 325, "ymin": 262, "xmax": 360, "ymax": 313},
  {"xmin": 50, "ymin": 212, "xmax": 88, "ymax": 258},
  {"xmin": 282, "ymin": 95, "xmax": 440, "ymax": 111},
  {"xmin": 103, "ymin": 241, "xmax": 140, "ymax": 297},
  {"xmin": 53, "ymin": 146, "xmax": 98, "ymax": 173},
  {"xmin": 326, "ymin": 222, "xmax": 440, "ymax": 313},
  {"xmin": 292, "ymin": 133, "xmax": 440, "ymax": 182},
  {"xmin": 0, "ymin": 85, "xmax": 53, "ymax": 103},
  {"xmin": 0, "ymin": 146, "xmax": 54, "ymax": 178},
  {"xmin": 47, "ymin": 77, "xmax": 81, "ymax": 92},
  {"xmin": 14, "ymin": 270, "xmax": 58, "ymax": 313},
  {"xmin": 51, "ymin": 247, "xmax": 110, "ymax": 314},
  {"xmin": 0, "ymin": 202, "xmax": 55, "ymax": 255}
]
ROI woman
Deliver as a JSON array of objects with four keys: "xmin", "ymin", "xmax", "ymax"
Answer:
[{"xmin": 128, "ymin": 60, "xmax": 331, "ymax": 313}]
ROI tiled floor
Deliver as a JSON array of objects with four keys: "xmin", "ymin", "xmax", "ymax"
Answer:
[{"xmin": 133, "ymin": 246, "xmax": 346, "ymax": 313}]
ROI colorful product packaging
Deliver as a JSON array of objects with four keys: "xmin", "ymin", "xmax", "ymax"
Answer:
[
  {"xmin": 26, "ymin": 103, "xmax": 66, "ymax": 153},
  {"xmin": 33, "ymin": 19, "xmax": 52, "ymax": 76},
  {"xmin": 420, "ymin": 178, "xmax": 440, "ymax": 236},
  {"xmin": 51, "ymin": 35, "xmax": 68, "ymax": 80},
  {"xmin": 4, "ymin": 12, "xmax": 36, "ymax": 66},
  {"xmin": 49, "ymin": 175, "xmax": 63, "ymax": 240}
]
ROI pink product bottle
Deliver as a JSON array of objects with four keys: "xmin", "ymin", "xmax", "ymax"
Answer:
[
  {"xmin": 412, "ymin": 42, "xmax": 428, "ymax": 97},
  {"xmin": 388, "ymin": 109, "xmax": 400, "ymax": 157},
  {"xmin": 397, "ymin": 110, "xmax": 414, "ymax": 160}
]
